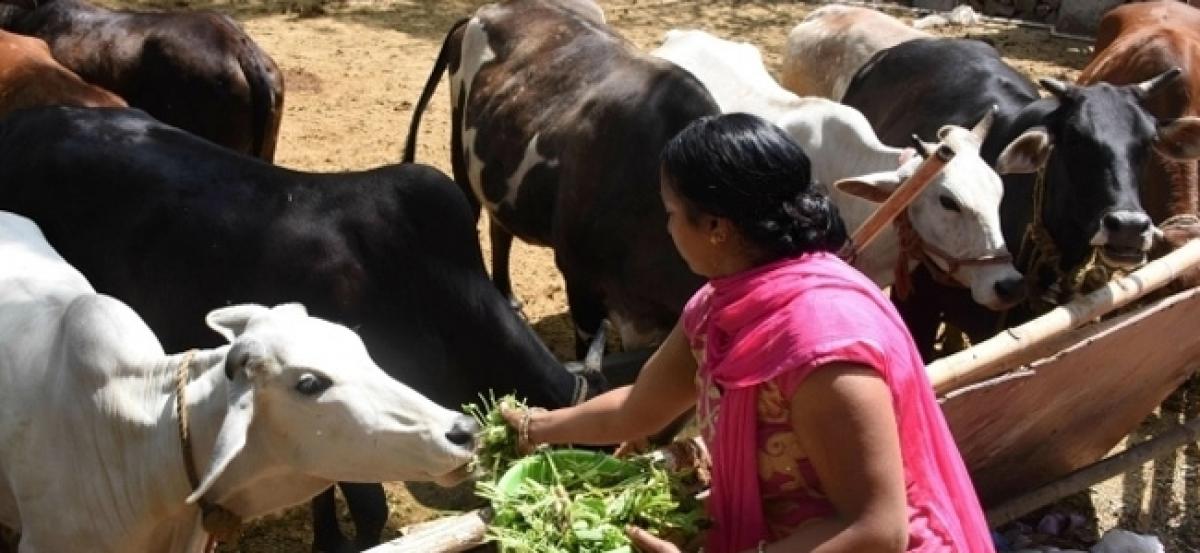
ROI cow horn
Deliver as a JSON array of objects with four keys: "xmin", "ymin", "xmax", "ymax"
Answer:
[
  {"xmin": 972, "ymin": 105, "xmax": 998, "ymax": 142},
  {"xmin": 1038, "ymin": 78, "xmax": 1073, "ymax": 100},
  {"xmin": 910, "ymin": 134, "xmax": 933, "ymax": 158},
  {"xmin": 1135, "ymin": 67, "xmax": 1182, "ymax": 99}
]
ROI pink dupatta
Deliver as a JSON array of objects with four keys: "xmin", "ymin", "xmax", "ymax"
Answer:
[
  {"xmin": 690, "ymin": 254, "xmax": 844, "ymax": 553},
  {"xmin": 687, "ymin": 252, "xmax": 995, "ymax": 553}
]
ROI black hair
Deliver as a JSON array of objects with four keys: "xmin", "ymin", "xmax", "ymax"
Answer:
[{"xmin": 661, "ymin": 113, "xmax": 847, "ymax": 259}]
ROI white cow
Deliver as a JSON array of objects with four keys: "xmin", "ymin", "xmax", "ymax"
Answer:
[
  {"xmin": 780, "ymin": 4, "xmax": 930, "ymax": 100},
  {"xmin": 654, "ymin": 30, "xmax": 1023, "ymax": 309},
  {"xmin": 0, "ymin": 212, "xmax": 477, "ymax": 552}
]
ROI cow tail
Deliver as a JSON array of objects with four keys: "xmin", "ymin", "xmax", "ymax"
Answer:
[
  {"xmin": 403, "ymin": 17, "xmax": 470, "ymax": 164},
  {"xmin": 236, "ymin": 35, "xmax": 282, "ymax": 162}
]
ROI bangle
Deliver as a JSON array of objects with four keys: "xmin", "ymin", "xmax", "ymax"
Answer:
[
  {"xmin": 519, "ymin": 408, "xmax": 533, "ymax": 448},
  {"xmin": 519, "ymin": 407, "xmax": 545, "ymax": 449}
]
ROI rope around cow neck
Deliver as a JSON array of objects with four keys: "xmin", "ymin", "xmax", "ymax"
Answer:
[
  {"xmin": 175, "ymin": 350, "xmax": 242, "ymax": 552},
  {"xmin": 892, "ymin": 211, "xmax": 970, "ymax": 298},
  {"xmin": 890, "ymin": 210, "xmax": 1013, "ymax": 300},
  {"xmin": 1011, "ymin": 147, "xmax": 1129, "ymax": 315}
]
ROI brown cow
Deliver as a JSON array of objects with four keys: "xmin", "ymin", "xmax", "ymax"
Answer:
[
  {"xmin": 0, "ymin": 29, "xmax": 124, "ymax": 116},
  {"xmin": 0, "ymin": 0, "xmax": 284, "ymax": 161},
  {"xmin": 1081, "ymin": 1, "xmax": 1200, "ymax": 286}
]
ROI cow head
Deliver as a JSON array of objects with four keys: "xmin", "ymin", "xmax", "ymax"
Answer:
[
  {"xmin": 995, "ymin": 68, "xmax": 1200, "ymax": 271},
  {"xmin": 187, "ymin": 303, "xmax": 476, "ymax": 504},
  {"xmin": 836, "ymin": 108, "xmax": 1024, "ymax": 310}
]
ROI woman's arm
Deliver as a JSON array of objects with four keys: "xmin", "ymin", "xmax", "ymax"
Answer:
[
  {"xmin": 762, "ymin": 362, "xmax": 909, "ymax": 553},
  {"xmin": 517, "ymin": 319, "xmax": 698, "ymax": 447}
]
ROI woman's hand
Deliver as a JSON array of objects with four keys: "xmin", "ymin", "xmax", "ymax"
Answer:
[
  {"xmin": 626, "ymin": 526, "xmax": 682, "ymax": 553},
  {"xmin": 499, "ymin": 406, "xmax": 546, "ymax": 455}
]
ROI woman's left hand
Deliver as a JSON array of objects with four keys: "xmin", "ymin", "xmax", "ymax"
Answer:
[{"xmin": 626, "ymin": 526, "xmax": 682, "ymax": 553}]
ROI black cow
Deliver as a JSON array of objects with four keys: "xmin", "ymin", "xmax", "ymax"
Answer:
[
  {"xmin": 841, "ymin": 38, "xmax": 1200, "ymax": 358},
  {"xmin": 0, "ymin": 0, "xmax": 284, "ymax": 161},
  {"xmin": 404, "ymin": 0, "xmax": 718, "ymax": 368},
  {"xmin": 0, "ymin": 106, "xmax": 605, "ymax": 552}
]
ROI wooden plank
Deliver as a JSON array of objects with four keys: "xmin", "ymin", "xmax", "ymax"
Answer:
[
  {"xmin": 942, "ymin": 287, "xmax": 1200, "ymax": 504},
  {"xmin": 363, "ymin": 509, "xmax": 491, "ymax": 553},
  {"xmin": 985, "ymin": 415, "xmax": 1200, "ymax": 526}
]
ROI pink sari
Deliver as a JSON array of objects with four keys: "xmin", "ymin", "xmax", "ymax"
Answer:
[{"xmin": 682, "ymin": 252, "xmax": 993, "ymax": 553}]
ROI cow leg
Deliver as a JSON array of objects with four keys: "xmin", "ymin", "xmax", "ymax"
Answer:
[
  {"xmin": 489, "ymin": 219, "xmax": 523, "ymax": 313},
  {"xmin": 340, "ymin": 482, "xmax": 388, "ymax": 550},
  {"xmin": 310, "ymin": 487, "xmax": 354, "ymax": 553},
  {"xmin": 564, "ymin": 275, "xmax": 608, "ymax": 370}
]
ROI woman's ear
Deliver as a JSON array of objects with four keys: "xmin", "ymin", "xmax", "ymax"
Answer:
[{"xmin": 710, "ymin": 217, "xmax": 735, "ymax": 245}]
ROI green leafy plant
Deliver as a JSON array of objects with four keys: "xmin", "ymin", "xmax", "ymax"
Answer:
[
  {"xmin": 463, "ymin": 392, "xmax": 527, "ymax": 478},
  {"xmin": 462, "ymin": 395, "xmax": 707, "ymax": 552}
]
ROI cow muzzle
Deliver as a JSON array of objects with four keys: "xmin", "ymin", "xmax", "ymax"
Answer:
[
  {"xmin": 1091, "ymin": 210, "xmax": 1155, "ymax": 267},
  {"xmin": 445, "ymin": 414, "xmax": 480, "ymax": 448}
]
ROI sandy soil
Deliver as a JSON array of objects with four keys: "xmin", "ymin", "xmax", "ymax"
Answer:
[{"xmin": 15, "ymin": 0, "xmax": 1193, "ymax": 550}]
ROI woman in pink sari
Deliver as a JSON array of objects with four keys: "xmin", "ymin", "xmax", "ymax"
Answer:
[{"xmin": 505, "ymin": 113, "xmax": 994, "ymax": 552}]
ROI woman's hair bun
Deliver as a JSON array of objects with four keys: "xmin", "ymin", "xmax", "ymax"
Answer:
[{"xmin": 661, "ymin": 113, "xmax": 847, "ymax": 258}]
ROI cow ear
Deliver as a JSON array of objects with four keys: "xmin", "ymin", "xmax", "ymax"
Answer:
[
  {"xmin": 188, "ymin": 382, "xmax": 253, "ymax": 503},
  {"xmin": 206, "ymin": 304, "xmax": 270, "ymax": 342},
  {"xmin": 188, "ymin": 339, "xmax": 268, "ymax": 503},
  {"xmin": 996, "ymin": 126, "xmax": 1052, "ymax": 174},
  {"xmin": 834, "ymin": 171, "xmax": 902, "ymax": 204},
  {"xmin": 1154, "ymin": 116, "xmax": 1200, "ymax": 161}
]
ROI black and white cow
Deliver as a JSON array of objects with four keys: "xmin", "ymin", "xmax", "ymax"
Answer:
[
  {"xmin": 0, "ymin": 106, "xmax": 606, "ymax": 552},
  {"xmin": 840, "ymin": 38, "xmax": 1200, "ymax": 358},
  {"xmin": 404, "ymin": 0, "xmax": 719, "ymax": 367}
]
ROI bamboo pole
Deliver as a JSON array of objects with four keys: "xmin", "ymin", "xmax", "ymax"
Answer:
[
  {"xmin": 985, "ymin": 415, "xmax": 1200, "ymax": 527},
  {"xmin": 841, "ymin": 142, "xmax": 956, "ymax": 260},
  {"xmin": 929, "ymin": 239, "xmax": 1200, "ymax": 394}
]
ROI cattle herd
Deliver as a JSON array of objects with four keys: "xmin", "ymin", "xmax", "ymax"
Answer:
[{"xmin": 0, "ymin": 0, "xmax": 1198, "ymax": 551}]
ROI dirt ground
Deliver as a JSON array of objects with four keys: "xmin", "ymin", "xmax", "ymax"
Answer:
[{"xmin": 69, "ymin": 0, "xmax": 1196, "ymax": 550}]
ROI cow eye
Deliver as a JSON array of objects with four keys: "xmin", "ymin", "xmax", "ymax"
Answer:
[
  {"xmin": 295, "ymin": 373, "xmax": 333, "ymax": 396},
  {"xmin": 939, "ymin": 195, "xmax": 961, "ymax": 212}
]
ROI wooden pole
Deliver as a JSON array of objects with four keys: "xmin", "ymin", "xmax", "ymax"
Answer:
[
  {"xmin": 985, "ymin": 415, "xmax": 1200, "ymax": 527},
  {"xmin": 842, "ymin": 141, "xmax": 956, "ymax": 259},
  {"xmin": 929, "ymin": 239, "xmax": 1200, "ymax": 394},
  {"xmin": 363, "ymin": 508, "xmax": 492, "ymax": 553}
]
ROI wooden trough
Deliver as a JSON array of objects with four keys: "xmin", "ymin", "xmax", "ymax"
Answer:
[{"xmin": 932, "ymin": 239, "xmax": 1200, "ymax": 523}]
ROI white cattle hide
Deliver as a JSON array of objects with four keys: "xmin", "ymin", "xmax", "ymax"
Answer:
[
  {"xmin": 0, "ymin": 212, "xmax": 474, "ymax": 553},
  {"xmin": 780, "ymin": 4, "xmax": 930, "ymax": 100},
  {"xmin": 654, "ymin": 30, "xmax": 1021, "ymax": 309}
]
